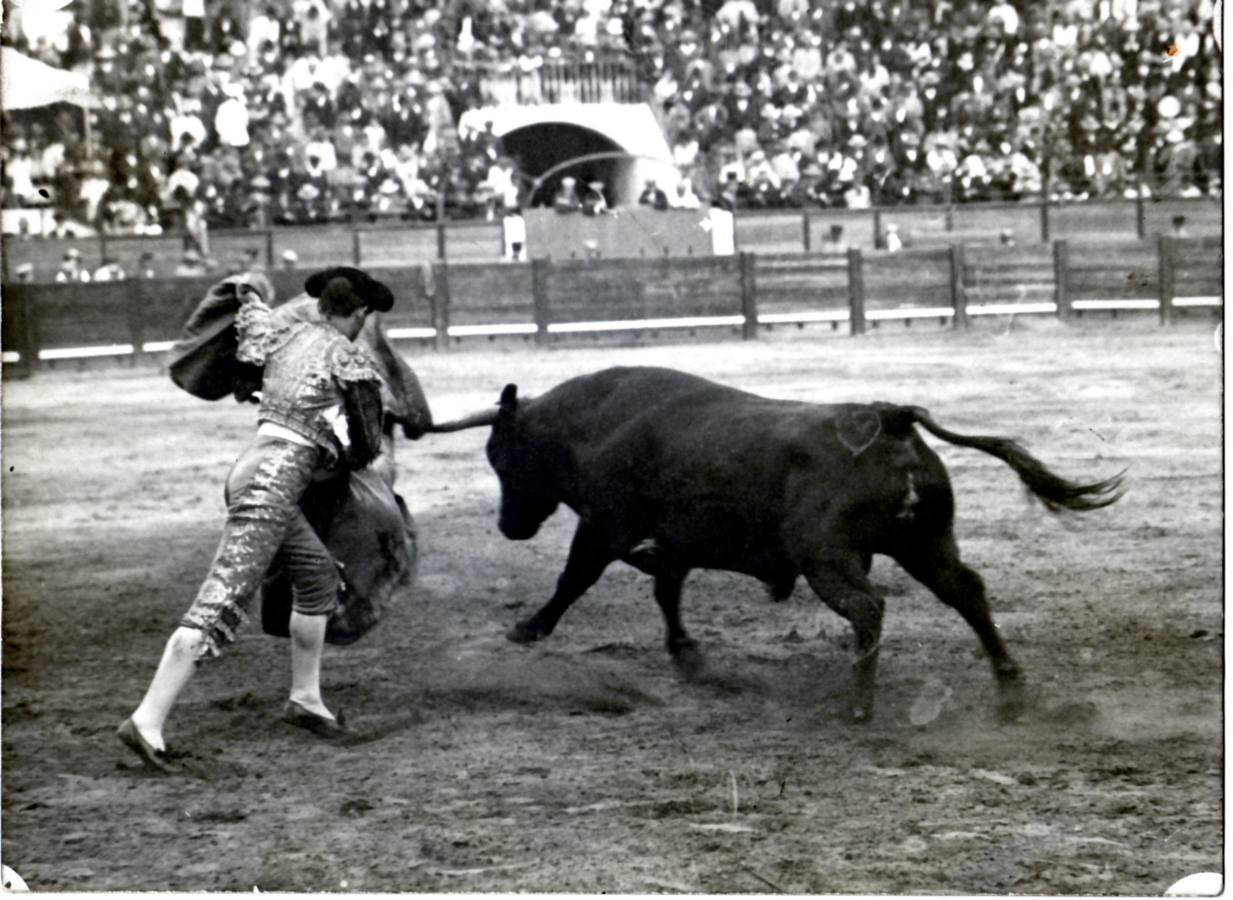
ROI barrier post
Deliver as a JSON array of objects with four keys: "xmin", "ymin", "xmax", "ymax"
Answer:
[
  {"xmin": 3, "ymin": 284, "xmax": 36, "ymax": 378},
  {"xmin": 739, "ymin": 252, "xmax": 759, "ymax": 340},
  {"xmin": 436, "ymin": 223, "xmax": 448, "ymax": 260},
  {"xmin": 532, "ymin": 257, "xmax": 551, "ymax": 346},
  {"xmin": 1134, "ymin": 185, "xmax": 1147, "ymax": 240},
  {"xmin": 948, "ymin": 244, "xmax": 967, "ymax": 329},
  {"xmin": 872, "ymin": 208, "xmax": 883, "ymax": 249},
  {"xmin": 801, "ymin": 210, "xmax": 811, "ymax": 252},
  {"xmin": 265, "ymin": 229, "xmax": 275, "ymax": 268},
  {"xmin": 352, "ymin": 228, "xmax": 362, "ymax": 265},
  {"xmin": 847, "ymin": 246, "xmax": 865, "ymax": 336},
  {"xmin": 1053, "ymin": 239, "xmax": 1071, "ymax": 320},
  {"xmin": 127, "ymin": 279, "xmax": 146, "ymax": 366},
  {"xmin": 1039, "ymin": 195, "xmax": 1051, "ymax": 242},
  {"xmin": 1157, "ymin": 235, "xmax": 1175, "ymax": 325},
  {"xmin": 430, "ymin": 260, "xmax": 451, "ymax": 351}
]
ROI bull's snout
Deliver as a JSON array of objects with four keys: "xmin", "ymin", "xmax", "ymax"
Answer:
[{"xmin": 498, "ymin": 515, "xmax": 541, "ymax": 541}]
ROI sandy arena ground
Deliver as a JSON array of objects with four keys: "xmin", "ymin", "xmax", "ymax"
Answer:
[{"xmin": 1, "ymin": 317, "xmax": 1223, "ymax": 894}]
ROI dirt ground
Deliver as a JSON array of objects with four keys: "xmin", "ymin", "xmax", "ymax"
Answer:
[{"xmin": 1, "ymin": 317, "xmax": 1223, "ymax": 894}]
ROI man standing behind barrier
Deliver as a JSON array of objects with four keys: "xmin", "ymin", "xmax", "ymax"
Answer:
[
  {"xmin": 54, "ymin": 249, "xmax": 90, "ymax": 283},
  {"xmin": 117, "ymin": 267, "xmax": 394, "ymax": 772},
  {"xmin": 552, "ymin": 177, "xmax": 583, "ymax": 213},
  {"xmin": 582, "ymin": 181, "xmax": 608, "ymax": 215}
]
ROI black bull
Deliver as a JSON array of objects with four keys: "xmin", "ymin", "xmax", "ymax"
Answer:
[{"xmin": 432, "ymin": 366, "xmax": 1124, "ymax": 721}]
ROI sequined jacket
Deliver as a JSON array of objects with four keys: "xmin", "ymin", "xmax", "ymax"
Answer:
[
  {"xmin": 235, "ymin": 295, "xmax": 383, "ymax": 463},
  {"xmin": 269, "ymin": 295, "xmax": 433, "ymax": 439}
]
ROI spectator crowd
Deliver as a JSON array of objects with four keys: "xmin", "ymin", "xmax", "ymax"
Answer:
[{"xmin": 1, "ymin": 0, "xmax": 1221, "ymax": 238}]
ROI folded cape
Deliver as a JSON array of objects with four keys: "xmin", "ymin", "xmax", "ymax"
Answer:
[{"xmin": 260, "ymin": 441, "xmax": 417, "ymax": 645}]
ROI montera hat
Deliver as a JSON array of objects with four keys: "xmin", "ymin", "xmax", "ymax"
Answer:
[{"xmin": 304, "ymin": 266, "xmax": 395, "ymax": 313}]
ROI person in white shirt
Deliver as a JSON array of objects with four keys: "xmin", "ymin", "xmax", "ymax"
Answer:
[
  {"xmin": 392, "ymin": 146, "xmax": 421, "ymax": 197},
  {"xmin": 582, "ymin": 181, "xmax": 608, "ymax": 215},
  {"xmin": 482, "ymin": 159, "xmax": 520, "ymax": 212},
  {"xmin": 313, "ymin": 52, "xmax": 352, "ymax": 94},
  {"xmin": 39, "ymin": 142, "xmax": 67, "ymax": 182},
  {"xmin": 770, "ymin": 145, "xmax": 800, "ymax": 188},
  {"xmin": 247, "ymin": 4, "xmax": 281, "ymax": 58},
  {"xmin": 988, "ymin": 1, "xmax": 1020, "ymax": 35},
  {"xmin": 54, "ymin": 249, "xmax": 90, "ymax": 283},
  {"xmin": 80, "ymin": 165, "xmax": 112, "ymax": 223},
  {"xmin": 169, "ymin": 112, "xmax": 206, "ymax": 150},
  {"xmin": 573, "ymin": 6, "xmax": 603, "ymax": 45},
  {"xmin": 670, "ymin": 179, "xmax": 702, "ymax": 210},
  {"xmin": 422, "ymin": 82, "xmax": 456, "ymax": 156},
  {"xmin": 304, "ymin": 131, "xmax": 339, "ymax": 176},
  {"xmin": 94, "ymin": 259, "xmax": 128, "ymax": 281},
  {"xmin": 5, "ymin": 139, "xmax": 38, "ymax": 204},
  {"xmin": 165, "ymin": 166, "xmax": 200, "ymax": 203},
  {"xmin": 843, "ymin": 183, "xmax": 871, "ymax": 209},
  {"xmin": 214, "ymin": 86, "xmax": 251, "ymax": 148},
  {"xmin": 295, "ymin": 0, "xmax": 331, "ymax": 56},
  {"xmin": 285, "ymin": 55, "xmax": 323, "ymax": 97}
]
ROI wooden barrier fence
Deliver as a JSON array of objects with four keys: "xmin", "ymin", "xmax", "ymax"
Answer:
[{"xmin": 1, "ymin": 237, "xmax": 1221, "ymax": 377}]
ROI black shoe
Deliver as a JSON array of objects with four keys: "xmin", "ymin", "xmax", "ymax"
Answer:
[
  {"xmin": 281, "ymin": 700, "xmax": 346, "ymax": 737},
  {"xmin": 117, "ymin": 719, "xmax": 179, "ymax": 773}
]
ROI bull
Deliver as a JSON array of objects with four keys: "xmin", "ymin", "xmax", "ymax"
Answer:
[{"xmin": 431, "ymin": 366, "xmax": 1123, "ymax": 722}]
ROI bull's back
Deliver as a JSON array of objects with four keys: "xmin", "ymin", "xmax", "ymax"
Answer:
[
  {"xmin": 540, "ymin": 367, "xmax": 820, "ymax": 473},
  {"xmin": 540, "ymin": 367, "xmax": 747, "ymax": 427},
  {"xmin": 538, "ymin": 369, "xmax": 855, "ymax": 571},
  {"xmin": 536, "ymin": 367, "xmax": 949, "ymax": 573}
]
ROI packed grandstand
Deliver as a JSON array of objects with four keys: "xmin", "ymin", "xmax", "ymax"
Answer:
[{"xmin": 1, "ymin": 0, "xmax": 1222, "ymax": 239}]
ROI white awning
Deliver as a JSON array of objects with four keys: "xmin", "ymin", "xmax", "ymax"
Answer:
[{"xmin": 2, "ymin": 45, "xmax": 97, "ymax": 110}]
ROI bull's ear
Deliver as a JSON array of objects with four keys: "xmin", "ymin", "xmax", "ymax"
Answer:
[{"xmin": 499, "ymin": 384, "xmax": 518, "ymax": 415}]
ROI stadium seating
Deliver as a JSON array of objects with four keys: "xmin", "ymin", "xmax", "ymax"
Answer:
[{"xmin": 1, "ymin": 0, "xmax": 1221, "ymax": 260}]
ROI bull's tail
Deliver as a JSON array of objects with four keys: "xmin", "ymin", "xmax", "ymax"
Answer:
[{"xmin": 892, "ymin": 405, "xmax": 1126, "ymax": 512}]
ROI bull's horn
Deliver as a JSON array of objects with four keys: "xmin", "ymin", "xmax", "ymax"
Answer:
[{"xmin": 428, "ymin": 407, "xmax": 500, "ymax": 432}]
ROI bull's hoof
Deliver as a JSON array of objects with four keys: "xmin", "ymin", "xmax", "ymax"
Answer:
[
  {"xmin": 848, "ymin": 690, "xmax": 876, "ymax": 723},
  {"xmin": 996, "ymin": 671, "xmax": 1027, "ymax": 723},
  {"xmin": 669, "ymin": 639, "xmax": 705, "ymax": 679},
  {"xmin": 506, "ymin": 620, "xmax": 549, "ymax": 644},
  {"xmin": 996, "ymin": 690, "xmax": 1027, "ymax": 724},
  {"xmin": 997, "ymin": 701, "xmax": 1025, "ymax": 724}
]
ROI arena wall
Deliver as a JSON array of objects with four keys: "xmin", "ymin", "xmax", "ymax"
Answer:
[
  {"xmin": 521, "ymin": 209, "xmax": 717, "ymax": 260},
  {"xmin": 2, "ymin": 236, "xmax": 1219, "ymax": 377}
]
